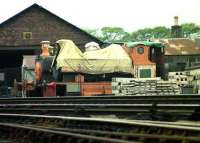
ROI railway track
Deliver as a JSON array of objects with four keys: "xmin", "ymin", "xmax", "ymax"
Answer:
[
  {"xmin": 0, "ymin": 95, "xmax": 200, "ymax": 121},
  {"xmin": 1, "ymin": 94, "xmax": 200, "ymax": 104},
  {"xmin": 0, "ymin": 103, "xmax": 199, "ymax": 120},
  {"xmin": 0, "ymin": 113, "xmax": 200, "ymax": 143},
  {"xmin": 0, "ymin": 123, "xmax": 134, "ymax": 143}
]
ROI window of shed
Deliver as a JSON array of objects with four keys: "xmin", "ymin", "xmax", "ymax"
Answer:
[{"xmin": 23, "ymin": 32, "xmax": 32, "ymax": 39}]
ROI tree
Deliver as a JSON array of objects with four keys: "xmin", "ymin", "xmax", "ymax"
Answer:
[
  {"xmin": 152, "ymin": 26, "xmax": 171, "ymax": 38},
  {"xmin": 181, "ymin": 23, "xmax": 200, "ymax": 37},
  {"xmin": 85, "ymin": 23, "xmax": 200, "ymax": 42},
  {"xmin": 85, "ymin": 28, "xmax": 101, "ymax": 38},
  {"xmin": 86, "ymin": 27, "xmax": 130, "ymax": 42},
  {"xmin": 131, "ymin": 28, "xmax": 153, "ymax": 41},
  {"xmin": 121, "ymin": 32, "xmax": 132, "ymax": 42},
  {"xmin": 130, "ymin": 26, "xmax": 170, "ymax": 41},
  {"xmin": 99, "ymin": 27, "xmax": 128, "ymax": 42}
]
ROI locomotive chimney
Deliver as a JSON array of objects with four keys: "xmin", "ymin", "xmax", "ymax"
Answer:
[{"xmin": 40, "ymin": 41, "xmax": 50, "ymax": 56}]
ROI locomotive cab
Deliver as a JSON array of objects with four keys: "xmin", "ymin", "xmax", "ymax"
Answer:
[{"xmin": 126, "ymin": 42, "xmax": 165, "ymax": 79}]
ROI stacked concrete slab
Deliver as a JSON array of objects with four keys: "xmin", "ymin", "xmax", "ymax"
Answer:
[{"xmin": 112, "ymin": 78, "xmax": 180, "ymax": 96}]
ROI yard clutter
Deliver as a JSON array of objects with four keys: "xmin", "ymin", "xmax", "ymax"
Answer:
[{"xmin": 14, "ymin": 39, "xmax": 166, "ymax": 97}]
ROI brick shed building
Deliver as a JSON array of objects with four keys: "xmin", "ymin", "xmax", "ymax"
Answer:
[
  {"xmin": 156, "ymin": 38, "xmax": 200, "ymax": 72},
  {"xmin": 0, "ymin": 3, "xmax": 103, "ymax": 86}
]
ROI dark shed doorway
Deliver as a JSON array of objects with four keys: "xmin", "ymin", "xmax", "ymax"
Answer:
[{"xmin": 0, "ymin": 49, "xmax": 36, "ymax": 86}]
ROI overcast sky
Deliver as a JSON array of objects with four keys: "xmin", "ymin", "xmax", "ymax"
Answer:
[{"xmin": 0, "ymin": 0, "xmax": 200, "ymax": 32}]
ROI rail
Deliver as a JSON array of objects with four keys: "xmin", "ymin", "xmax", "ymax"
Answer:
[
  {"xmin": 0, "ymin": 114, "xmax": 200, "ymax": 143},
  {"xmin": 0, "ymin": 95, "xmax": 200, "ymax": 121}
]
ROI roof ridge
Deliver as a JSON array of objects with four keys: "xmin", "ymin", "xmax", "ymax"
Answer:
[{"xmin": 0, "ymin": 3, "xmax": 103, "ymax": 44}]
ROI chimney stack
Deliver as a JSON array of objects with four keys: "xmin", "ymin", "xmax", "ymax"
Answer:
[
  {"xmin": 40, "ymin": 41, "xmax": 50, "ymax": 56},
  {"xmin": 171, "ymin": 16, "xmax": 182, "ymax": 38},
  {"xmin": 174, "ymin": 16, "xmax": 179, "ymax": 26}
]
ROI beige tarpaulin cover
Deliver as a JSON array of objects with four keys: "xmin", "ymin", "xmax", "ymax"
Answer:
[{"xmin": 56, "ymin": 39, "xmax": 134, "ymax": 74}]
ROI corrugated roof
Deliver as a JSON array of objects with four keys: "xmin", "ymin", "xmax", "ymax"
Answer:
[{"xmin": 155, "ymin": 38, "xmax": 200, "ymax": 55}]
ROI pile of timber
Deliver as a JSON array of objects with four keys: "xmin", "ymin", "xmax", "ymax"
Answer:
[{"xmin": 112, "ymin": 78, "xmax": 181, "ymax": 96}]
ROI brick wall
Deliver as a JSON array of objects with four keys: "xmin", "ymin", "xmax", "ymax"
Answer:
[{"xmin": 0, "ymin": 5, "xmax": 101, "ymax": 50}]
